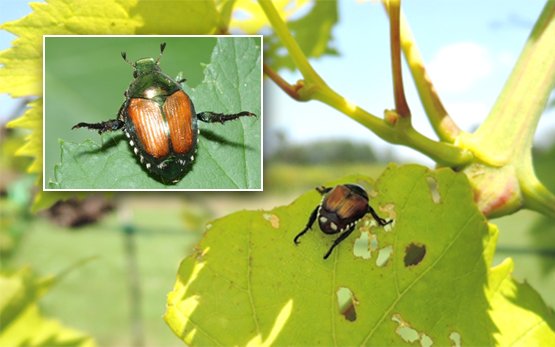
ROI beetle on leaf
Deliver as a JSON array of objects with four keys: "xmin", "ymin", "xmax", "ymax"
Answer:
[
  {"xmin": 72, "ymin": 43, "xmax": 257, "ymax": 182},
  {"xmin": 294, "ymin": 184, "xmax": 392, "ymax": 259}
]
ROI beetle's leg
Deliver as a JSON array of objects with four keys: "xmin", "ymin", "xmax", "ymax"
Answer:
[
  {"xmin": 316, "ymin": 186, "xmax": 332, "ymax": 195},
  {"xmin": 367, "ymin": 205, "xmax": 392, "ymax": 226},
  {"xmin": 71, "ymin": 119, "xmax": 124, "ymax": 135},
  {"xmin": 197, "ymin": 111, "xmax": 257, "ymax": 124},
  {"xmin": 323, "ymin": 225, "xmax": 356, "ymax": 259},
  {"xmin": 294, "ymin": 205, "xmax": 319, "ymax": 245}
]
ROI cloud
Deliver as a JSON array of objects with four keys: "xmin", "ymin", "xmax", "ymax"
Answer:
[
  {"xmin": 427, "ymin": 42, "xmax": 492, "ymax": 92},
  {"xmin": 445, "ymin": 102, "xmax": 490, "ymax": 132},
  {"xmin": 498, "ymin": 51, "xmax": 517, "ymax": 67}
]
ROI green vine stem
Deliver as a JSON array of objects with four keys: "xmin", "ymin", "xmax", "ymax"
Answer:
[
  {"xmin": 309, "ymin": 87, "xmax": 471, "ymax": 167},
  {"xmin": 389, "ymin": 6, "xmax": 461, "ymax": 143},
  {"xmin": 258, "ymin": 0, "xmax": 472, "ymax": 168}
]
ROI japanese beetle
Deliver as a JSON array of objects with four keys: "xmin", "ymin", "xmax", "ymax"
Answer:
[
  {"xmin": 294, "ymin": 184, "xmax": 392, "ymax": 259},
  {"xmin": 71, "ymin": 43, "xmax": 256, "ymax": 182}
]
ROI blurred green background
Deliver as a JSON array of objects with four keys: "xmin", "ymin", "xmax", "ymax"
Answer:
[{"xmin": 44, "ymin": 36, "xmax": 217, "ymax": 185}]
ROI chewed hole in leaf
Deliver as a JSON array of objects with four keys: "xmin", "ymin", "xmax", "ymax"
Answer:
[
  {"xmin": 404, "ymin": 243, "xmax": 426, "ymax": 267},
  {"xmin": 392, "ymin": 313, "xmax": 433, "ymax": 347},
  {"xmin": 396, "ymin": 326, "xmax": 419, "ymax": 342},
  {"xmin": 392, "ymin": 314, "xmax": 418, "ymax": 343},
  {"xmin": 336, "ymin": 287, "xmax": 358, "ymax": 322},
  {"xmin": 449, "ymin": 332, "xmax": 462, "ymax": 347},
  {"xmin": 370, "ymin": 233, "xmax": 378, "ymax": 250},
  {"xmin": 263, "ymin": 213, "xmax": 280, "ymax": 228},
  {"xmin": 421, "ymin": 334, "xmax": 433, "ymax": 347},
  {"xmin": 376, "ymin": 245, "xmax": 393, "ymax": 267},
  {"xmin": 378, "ymin": 204, "xmax": 397, "ymax": 231},
  {"xmin": 353, "ymin": 231, "xmax": 371, "ymax": 259},
  {"xmin": 426, "ymin": 176, "xmax": 441, "ymax": 204}
]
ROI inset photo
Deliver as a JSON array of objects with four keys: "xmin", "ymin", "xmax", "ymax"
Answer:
[{"xmin": 44, "ymin": 36, "xmax": 262, "ymax": 190}]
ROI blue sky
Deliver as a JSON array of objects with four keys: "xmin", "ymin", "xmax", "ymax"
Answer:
[{"xmin": 1, "ymin": 1, "xmax": 554, "ymax": 165}]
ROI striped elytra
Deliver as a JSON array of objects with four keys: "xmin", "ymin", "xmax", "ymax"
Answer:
[
  {"xmin": 330, "ymin": 185, "xmax": 368, "ymax": 220},
  {"xmin": 126, "ymin": 90, "xmax": 195, "ymax": 159},
  {"xmin": 319, "ymin": 185, "xmax": 369, "ymax": 234},
  {"xmin": 127, "ymin": 97, "xmax": 169, "ymax": 159},
  {"xmin": 163, "ymin": 90, "xmax": 195, "ymax": 155}
]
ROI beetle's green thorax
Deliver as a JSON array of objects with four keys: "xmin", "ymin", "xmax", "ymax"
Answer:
[
  {"xmin": 133, "ymin": 57, "xmax": 161, "ymax": 76},
  {"xmin": 127, "ymin": 61, "xmax": 181, "ymax": 103}
]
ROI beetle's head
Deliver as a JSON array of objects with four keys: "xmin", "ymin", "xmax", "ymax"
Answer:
[{"xmin": 121, "ymin": 43, "xmax": 166, "ymax": 79}]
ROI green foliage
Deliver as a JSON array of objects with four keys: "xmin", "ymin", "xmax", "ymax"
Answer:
[
  {"xmin": 264, "ymin": 0, "xmax": 338, "ymax": 71},
  {"xmin": 0, "ymin": 129, "xmax": 33, "ymax": 173},
  {"xmin": 0, "ymin": 174, "xmax": 35, "ymax": 259},
  {"xmin": 165, "ymin": 164, "xmax": 555, "ymax": 346},
  {"xmin": 529, "ymin": 144, "xmax": 555, "ymax": 274},
  {"xmin": 5, "ymin": 99, "xmax": 42, "ymax": 175},
  {"xmin": 131, "ymin": 1, "xmax": 222, "ymax": 34},
  {"xmin": 49, "ymin": 37, "xmax": 261, "ymax": 189},
  {"xmin": 0, "ymin": 267, "xmax": 95, "ymax": 347}
]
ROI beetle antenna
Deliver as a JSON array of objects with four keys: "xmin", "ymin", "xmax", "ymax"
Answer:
[
  {"xmin": 156, "ymin": 43, "xmax": 166, "ymax": 65},
  {"xmin": 121, "ymin": 51, "xmax": 135, "ymax": 68}
]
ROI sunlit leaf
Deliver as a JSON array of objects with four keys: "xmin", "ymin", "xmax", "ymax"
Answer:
[
  {"xmin": 165, "ymin": 164, "xmax": 555, "ymax": 345},
  {"xmin": 7, "ymin": 98, "xmax": 42, "ymax": 174},
  {"xmin": 132, "ymin": 1, "xmax": 222, "ymax": 34},
  {"xmin": 0, "ymin": 267, "xmax": 95, "ymax": 347},
  {"xmin": 230, "ymin": 0, "xmax": 312, "ymax": 34}
]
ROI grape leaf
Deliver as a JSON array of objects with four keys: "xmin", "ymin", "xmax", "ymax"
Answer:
[
  {"xmin": 131, "ymin": 1, "xmax": 222, "ymax": 35},
  {"xmin": 229, "ymin": 0, "xmax": 311, "ymax": 33},
  {"xmin": 165, "ymin": 164, "xmax": 555, "ymax": 346},
  {"xmin": 3, "ymin": 98, "xmax": 77, "ymax": 212},
  {"xmin": 7, "ymin": 99, "xmax": 42, "ymax": 174},
  {"xmin": 49, "ymin": 37, "xmax": 261, "ymax": 189},
  {"xmin": 0, "ymin": 267, "xmax": 95, "ymax": 347}
]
